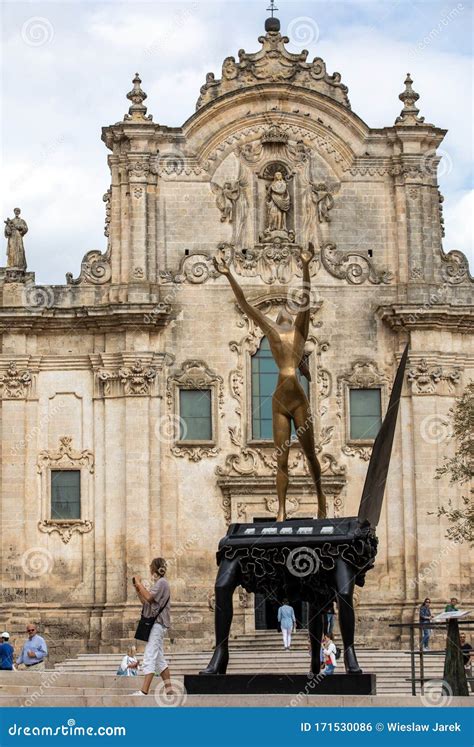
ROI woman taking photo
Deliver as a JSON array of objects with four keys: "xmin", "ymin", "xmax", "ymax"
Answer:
[{"xmin": 131, "ymin": 557, "xmax": 173, "ymax": 696}]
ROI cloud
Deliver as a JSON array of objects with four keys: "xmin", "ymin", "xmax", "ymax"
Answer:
[{"xmin": 86, "ymin": 3, "xmax": 209, "ymax": 58}]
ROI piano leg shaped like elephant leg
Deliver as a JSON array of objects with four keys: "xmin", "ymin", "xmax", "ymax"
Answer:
[
  {"xmin": 335, "ymin": 557, "xmax": 362, "ymax": 674},
  {"xmin": 199, "ymin": 558, "xmax": 240, "ymax": 675}
]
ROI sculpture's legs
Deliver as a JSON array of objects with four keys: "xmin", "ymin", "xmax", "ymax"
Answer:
[
  {"xmin": 293, "ymin": 403, "xmax": 326, "ymax": 518},
  {"xmin": 272, "ymin": 408, "xmax": 292, "ymax": 522},
  {"xmin": 308, "ymin": 603, "xmax": 325, "ymax": 676},
  {"xmin": 199, "ymin": 558, "xmax": 240, "ymax": 675},
  {"xmin": 335, "ymin": 558, "xmax": 362, "ymax": 674}
]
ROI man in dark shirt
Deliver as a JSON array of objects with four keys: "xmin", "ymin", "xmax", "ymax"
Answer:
[
  {"xmin": 0, "ymin": 632, "xmax": 14, "ymax": 670},
  {"xmin": 460, "ymin": 633, "xmax": 473, "ymax": 693}
]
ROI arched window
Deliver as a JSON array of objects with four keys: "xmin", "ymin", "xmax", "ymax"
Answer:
[{"xmin": 251, "ymin": 336, "xmax": 309, "ymax": 441}]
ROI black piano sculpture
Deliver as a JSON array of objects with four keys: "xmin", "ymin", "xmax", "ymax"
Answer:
[{"xmin": 189, "ymin": 346, "xmax": 409, "ymax": 695}]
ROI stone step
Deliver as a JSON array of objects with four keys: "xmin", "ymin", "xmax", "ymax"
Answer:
[
  {"xmin": 56, "ymin": 657, "xmax": 443, "ymax": 674},
  {"xmin": 56, "ymin": 649, "xmax": 444, "ymax": 662},
  {"xmin": 0, "ymin": 672, "xmax": 434, "ymax": 694},
  {"xmin": 68, "ymin": 649, "xmax": 443, "ymax": 659},
  {"xmin": 0, "ymin": 694, "xmax": 470, "ymax": 708},
  {"xmin": 50, "ymin": 652, "xmax": 445, "ymax": 697},
  {"xmin": 0, "ymin": 687, "xmax": 429, "ymax": 698}
]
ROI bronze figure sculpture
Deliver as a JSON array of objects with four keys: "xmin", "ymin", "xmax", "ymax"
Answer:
[{"xmin": 213, "ymin": 242, "xmax": 325, "ymax": 521}]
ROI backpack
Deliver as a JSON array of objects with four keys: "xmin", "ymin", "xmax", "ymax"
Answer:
[{"xmin": 335, "ymin": 646, "xmax": 342, "ymax": 660}]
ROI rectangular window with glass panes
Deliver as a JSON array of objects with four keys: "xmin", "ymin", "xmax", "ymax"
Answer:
[
  {"xmin": 179, "ymin": 389, "xmax": 212, "ymax": 441},
  {"xmin": 51, "ymin": 470, "xmax": 81, "ymax": 520},
  {"xmin": 349, "ymin": 388, "xmax": 382, "ymax": 440}
]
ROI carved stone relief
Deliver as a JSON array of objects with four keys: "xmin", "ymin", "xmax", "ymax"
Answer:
[
  {"xmin": 160, "ymin": 252, "xmax": 220, "ymax": 285},
  {"xmin": 233, "ymin": 242, "xmax": 318, "ymax": 285},
  {"xmin": 161, "ymin": 242, "xmax": 319, "ymax": 287},
  {"xmin": 96, "ymin": 357, "xmax": 160, "ymax": 397},
  {"xmin": 170, "ymin": 445, "xmax": 219, "ymax": 462},
  {"xmin": 103, "ymin": 189, "xmax": 111, "ymax": 239},
  {"xmin": 438, "ymin": 191, "xmax": 445, "ymax": 238},
  {"xmin": 196, "ymin": 25, "xmax": 350, "ymax": 110},
  {"xmin": 37, "ymin": 436, "xmax": 94, "ymax": 474},
  {"xmin": 38, "ymin": 519, "xmax": 93, "ymax": 545},
  {"xmin": 66, "ymin": 249, "xmax": 112, "ymax": 286},
  {"xmin": 207, "ymin": 124, "xmax": 345, "ymax": 175},
  {"xmin": 211, "ymin": 179, "xmax": 246, "ymax": 223},
  {"xmin": 126, "ymin": 157, "xmax": 158, "ymax": 179},
  {"xmin": 407, "ymin": 358, "xmax": 461, "ymax": 394},
  {"xmin": 0, "ymin": 361, "xmax": 33, "ymax": 399},
  {"xmin": 218, "ymin": 472, "xmax": 347, "ymax": 525},
  {"xmin": 321, "ymin": 243, "xmax": 393, "ymax": 285},
  {"xmin": 238, "ymin": 587, "xmax": 249, "ymax": 608},
  {"xmin": 308, "ymin": 182, "xmax": 335, "ymax": 223},
  {"xmin": 438, "ymin": 247, "xmax": 473, "ymax": 285},
  {"xmin": 119, "ymin": 360, "xmax": 157, "ymax": 395}
]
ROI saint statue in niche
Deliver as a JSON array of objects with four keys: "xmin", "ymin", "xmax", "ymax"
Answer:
[{"xmin": 266, "ymin": 171, "xmax": 290, "ymax": 232}]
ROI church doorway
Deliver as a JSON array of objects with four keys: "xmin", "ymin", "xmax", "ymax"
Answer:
[
  {"xmin": 252, "ymin": 517, "xmax": 310, "ymax": 631},
  {"xmin": 254, "ymin": 593, "xmax": 308, "ymax": 630}
]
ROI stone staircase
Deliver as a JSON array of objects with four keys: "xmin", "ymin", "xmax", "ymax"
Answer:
[
  {"xmin": 0, "ymin": 632, "xmax": 470, "ymax": 707},
  {"xmin": 53, "ymin": 648, "xmax": 444, "ymax": 695}
]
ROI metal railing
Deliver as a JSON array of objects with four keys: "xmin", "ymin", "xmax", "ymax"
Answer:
[{"xmin": 389, "ymin": 620, "xmax": 474, "ymax": 696}]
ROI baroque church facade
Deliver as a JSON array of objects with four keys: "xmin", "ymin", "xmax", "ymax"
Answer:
[{"xmin": 1, "ymin": 17, "xmax": 472, "ymax": 655}]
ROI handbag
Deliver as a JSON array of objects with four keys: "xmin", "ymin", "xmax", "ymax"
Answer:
[{"xmin": 134, "ymin": 595, "xmax": 170, "ymax": 642}]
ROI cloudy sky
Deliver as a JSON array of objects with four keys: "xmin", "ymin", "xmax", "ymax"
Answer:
[{"xmin": 1, "ymin": 0, "xmax": 472, "ymax": 283}]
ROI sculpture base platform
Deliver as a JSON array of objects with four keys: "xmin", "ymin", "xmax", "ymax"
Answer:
[{"xmin": 185, "ymin": 673, "xmax": 376, "ymax": 696}]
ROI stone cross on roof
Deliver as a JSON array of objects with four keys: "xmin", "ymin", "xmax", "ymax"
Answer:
[{"xmin": 266, "ymin": 0, "xmax": 278, "ymax": 18}]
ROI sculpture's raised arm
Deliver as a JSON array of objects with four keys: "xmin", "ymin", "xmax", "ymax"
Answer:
[
  {"xmin": 213, "ymin": 248, "xmax": 276, "ymax": 337},
  {"xmin": 294, "ymin": 243, "xmax": 315, "ymax": 342}
]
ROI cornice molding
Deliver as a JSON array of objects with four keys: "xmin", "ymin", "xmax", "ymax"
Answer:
[
  {"xmin": 377, "ymin": 305, "xmax": 473, "ymax": 333},
  {"xmin": 0, "ymin": 303, "xmax": 171, "ymax": 332}
]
